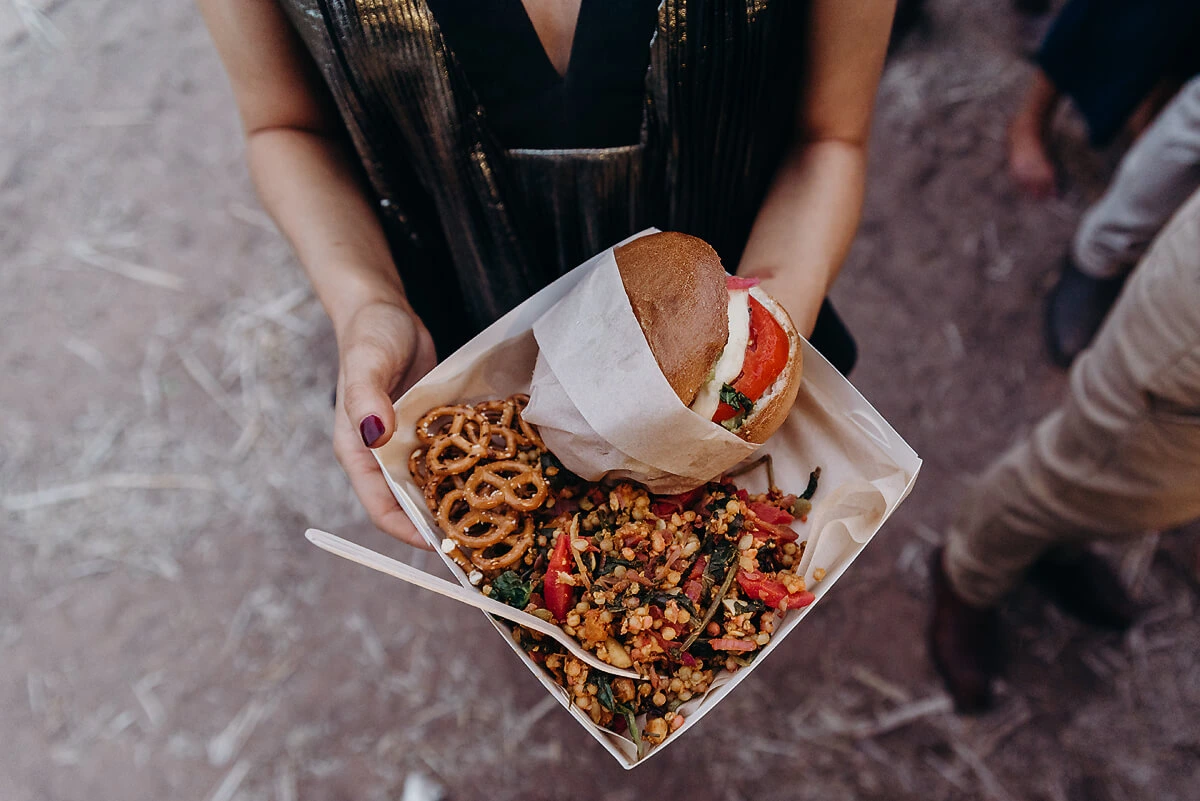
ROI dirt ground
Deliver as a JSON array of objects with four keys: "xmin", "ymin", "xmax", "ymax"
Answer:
[{"xmin": 2, "ymin": 1, "xmax": 1198, "ymax": 800}]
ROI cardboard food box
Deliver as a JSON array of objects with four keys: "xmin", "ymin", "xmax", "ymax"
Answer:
[{"xmin": 369, "ymin": 232, "xmax": 921, "ymax": 768}]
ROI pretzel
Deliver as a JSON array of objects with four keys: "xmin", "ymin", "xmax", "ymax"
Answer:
[
  {"xmin": 507, "ymin": 395, "xmax": 545, "ymax": 450},
  {"xmin": 470, "ymin": 518, "xmax": 535, "ymax": 572},
  {"xmin": 476, "ymin": 399, "xmax": 516, "ymax": 429},
  {"xmin": 422, "ymin": 408, "xmax": 493, "ymax": 476},
  {"xmin": 467, "ymin": 460, "xmax": 548, "ymax": 512},
  {"xmin": 416, "ymin": 405, "xmax": 489, "ymax": 445},
  {"xmin": 437, "ymin": 488, "xmax": 518, "ymax": 548},
  {"xmin": 462, "ymin": 465, "xmax": 508, "ymax": 510},
  {"xmin": 484, "ymin": 426, "xmax": 519, "ymax": 459},
  {"xmin": 504, "ymin": 463, "xmax": 548, "ymax": 511},
  {"xmin": 474, "ymin": 398, "xmax": 530, "ymax": 458},
  {"xmin": 423, "ymin": 473, "xmax": 465, "ymax": 513},
  {"xmin": 408, "ymin": 447, "xmax": 431, "ymax": 485},
  {"xmin": 413, "ymin": 397, "xmax": 553, "ymax": 577}
]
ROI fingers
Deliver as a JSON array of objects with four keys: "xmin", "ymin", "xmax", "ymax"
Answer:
[
  {"xmin": 341, "ymin": 338, "xmax": 402, "ymax": 449},
  {"xmin": 334, "ymin": 412, "xmax": 433, "ymax": 550}
]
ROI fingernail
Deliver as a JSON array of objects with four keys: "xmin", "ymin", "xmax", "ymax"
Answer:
[{"xmin": 360, "ymin": 415, "xmax": 385, "ymax": 448}]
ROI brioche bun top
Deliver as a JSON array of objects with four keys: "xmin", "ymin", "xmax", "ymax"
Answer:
[{"xmin": 614, "ymin": 232, "xmax": 730, "ymax": 406}]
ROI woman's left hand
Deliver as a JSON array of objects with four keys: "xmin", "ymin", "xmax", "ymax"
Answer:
[{"xmin": 333, "ymin": 299, "xmax": 438, "ymax": 549}]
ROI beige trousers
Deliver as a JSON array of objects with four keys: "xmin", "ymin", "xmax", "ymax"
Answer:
[{"xmin": 946, "ymin": 188, "xmax": 1200, "ymax": 608}]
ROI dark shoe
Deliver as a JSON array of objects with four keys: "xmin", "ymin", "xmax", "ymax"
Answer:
[
  {"xmin": 1045, "ymin": 254, "xmax": 1127, "ymax": 369},
  {"xmin": 1012, "ymin": 0, "xmax": 1049, "ymax": 14},
  {"xmin": 928, "ymin": 547, "xmax": 1003, "ymax": 713},
  {"xmin": 1028, "ymin": 548, "xmax": 1139, "ymax": 631}
]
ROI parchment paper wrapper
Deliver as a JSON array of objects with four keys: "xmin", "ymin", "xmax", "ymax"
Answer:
[
  {"xmin": 367, "ymin": 229, "xmax": 922, "ymax": 769},
  {"xmin": 523, "ymin": 231, "xmax": 758, "ymax": 493}
]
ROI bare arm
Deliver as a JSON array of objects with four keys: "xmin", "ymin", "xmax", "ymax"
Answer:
[
  {"xmin": 739, "ymin": 0, "xmax": 896, "ymax": 337},
  {"xmin": 197, "ymin": 0, "xmax": 435, "ymax": 547},
  {"xmin": 197, "ymin": 0, "xmax": 407, "ymax": 335}
]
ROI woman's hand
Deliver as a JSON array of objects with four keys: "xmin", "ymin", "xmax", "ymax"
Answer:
[{"xmin": 333, "ymin": 300, "xmax": 438, "ymax": 549}]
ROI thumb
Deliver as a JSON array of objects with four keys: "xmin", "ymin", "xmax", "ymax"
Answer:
[{"xmin": 341, "ymin": 341, "xmax": 402, "ymax": 449}]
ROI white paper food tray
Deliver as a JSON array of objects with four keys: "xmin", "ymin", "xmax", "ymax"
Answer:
[{"xmin": 368, "ymin": 233, "xmax": 921, "ymax": 768}]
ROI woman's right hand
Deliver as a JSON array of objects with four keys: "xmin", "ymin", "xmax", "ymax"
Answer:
[{"xmin": 333, "ymin": 299, "xmax": 438, "ymax": 549}]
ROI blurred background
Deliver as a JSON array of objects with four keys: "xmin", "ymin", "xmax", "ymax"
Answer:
[{"xmin": 2, "ymin": 1, "xmax": 1198, "ymax": 800}]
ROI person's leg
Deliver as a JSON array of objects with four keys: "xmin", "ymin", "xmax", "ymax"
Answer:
[
  {"xmin": 1008, "ymin": 69, "xmax": 1060, "ymax": 198},
  {"xmin": 1073, "ymin": 77, "xmax": 1200, "ymax": 279},
  {"xmin": 955, "ymin": 189, "xmax": 1200, "ymax": 603},
  {"xmin": 936, "ymin": 188, "xmax": 1200, "ymax": 709},
  {"xmin": 1047, "ymin": 76, "xmax": 1200, "ymax": 367}
]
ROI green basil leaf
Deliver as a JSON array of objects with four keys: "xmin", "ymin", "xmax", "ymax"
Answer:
[{"xmin": 719, "ymin": 384, "xmax": 754, "ymax": 413}]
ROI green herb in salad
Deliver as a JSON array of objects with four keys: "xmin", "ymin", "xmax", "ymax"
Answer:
[
  {"xmin": 595, "ymin": 674, "xmax": 642, "ymax": 757},
  {"xmin": 490, "ymin": 571, "xmax": 532, "ymax": 610}
]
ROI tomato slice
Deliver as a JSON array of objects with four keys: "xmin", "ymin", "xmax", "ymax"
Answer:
[
  {"xmin": 713, "ymin": 296, "xmax": 789, "ymax": 423},
  {"xmin": 544, "ymin": 533, "xmax": 576, "ymax": 622}
]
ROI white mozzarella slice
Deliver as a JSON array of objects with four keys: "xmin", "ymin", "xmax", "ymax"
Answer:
[{"xmin": 689, "ymin": 289, "xmax": 750, "ymax": 421}]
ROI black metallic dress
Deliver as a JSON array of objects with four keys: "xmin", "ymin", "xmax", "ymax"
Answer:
[{"xmin": 279, "ymin": 0, "xmax": 856, "ymax": 370}]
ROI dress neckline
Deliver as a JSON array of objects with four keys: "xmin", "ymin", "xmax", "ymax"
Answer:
[
  {"xmin": 423, "ymin": 0, "xmax": 661, "ymax": 150},
  {"xmin": 520, "ymin": 0, "xmax": 582, "ymax": 80}
]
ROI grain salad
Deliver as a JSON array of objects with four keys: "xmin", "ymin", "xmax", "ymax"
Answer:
[{"xmin": 408, "ymin": 396, "xmax": 822, "ymax": 756}]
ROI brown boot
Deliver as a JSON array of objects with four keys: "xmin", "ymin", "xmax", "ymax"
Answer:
[{"xmin": 928, "ymin": 547, "xmax": 1003, "ymax": 713}]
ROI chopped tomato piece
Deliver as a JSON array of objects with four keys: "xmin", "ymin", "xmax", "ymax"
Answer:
[
  {"xmin": 651, "ymin": 501, "xmax": 677, "ymax": 518},
  {"xmin": 682, "ymin": 554, "xmax": 707, "ymax": 603},
  {"xmin": 544, "ymin": 533, "xmax": 575, "ymax": 622},
  {"xmin": 748, "ymin": 501, "xmax": 794, "ymax": 525},
  {"xmin": 653, "ymin": 486, "xmax": 707, "ymax": 518},
  {"xmin": 713, "ymin": 296, "xmax": 790, "ymax": 423},
  {"xmin": 736, "ymin": 570, "xmax": 814, "ymax": 611}
]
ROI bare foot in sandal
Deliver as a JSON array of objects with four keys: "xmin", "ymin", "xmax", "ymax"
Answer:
[
  {"xmin": 1008, "ymin": 71, "xmax": 1059, "ymax": 198},
  {"xmin": 1008, "ymin": 115, "xmax": 1057, "ymax": 198}
]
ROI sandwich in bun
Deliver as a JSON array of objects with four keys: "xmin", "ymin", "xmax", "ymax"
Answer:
[{"xmin": 614, "ymin": 232, "xmax": 803, "ymax": 444}]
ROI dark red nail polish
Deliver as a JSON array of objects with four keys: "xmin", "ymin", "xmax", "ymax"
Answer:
[{"xmin": 360, "ymin": 415, "xmax": 385, "ymax": 448}]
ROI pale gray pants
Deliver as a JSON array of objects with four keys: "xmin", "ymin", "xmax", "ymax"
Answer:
[
  {"xmin": 947, "ymin": 188, "xmax": 1200, "ymax": 607},
  {"xmin": 1074, "ymin": 76, "xmax": 1200, "ymax": 279}
]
